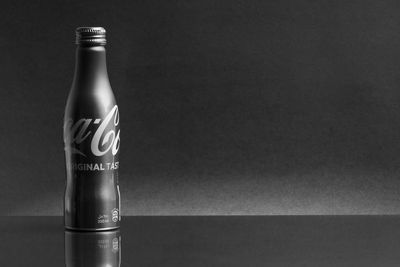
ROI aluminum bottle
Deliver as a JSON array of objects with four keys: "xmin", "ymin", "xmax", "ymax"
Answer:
[{"xmin": 64, "ymin": 27, "xmax": 121, "ymax": 230}]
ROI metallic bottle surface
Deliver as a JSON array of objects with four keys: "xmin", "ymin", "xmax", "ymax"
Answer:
[{"xmin": 64, "ymin": 27, "xmax": 121, "ymax": 230}]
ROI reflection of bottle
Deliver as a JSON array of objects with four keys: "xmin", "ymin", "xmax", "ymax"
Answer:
[{"xmin": 65, "ymin": 230, "xmax": 121, "ymax": 267}]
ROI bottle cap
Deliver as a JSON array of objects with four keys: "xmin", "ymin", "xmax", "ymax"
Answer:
[{"xmin": 76, "ymin": 27, "xmax": 106, "ymax": 46}]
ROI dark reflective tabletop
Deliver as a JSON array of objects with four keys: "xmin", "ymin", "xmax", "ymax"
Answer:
[{"xmin": 1, "ymin": 216, "xmax": 400, "ymax": 266}]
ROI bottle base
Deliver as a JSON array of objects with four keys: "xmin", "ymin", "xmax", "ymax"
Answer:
[{"xmin": 65, "ymin": 225, "xmax": 120, "ymax": 232}]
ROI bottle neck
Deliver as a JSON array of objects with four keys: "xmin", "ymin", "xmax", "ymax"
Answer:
[{"xmin": 73, "ymin": 46, "xmax": 109, "ymax": 87}]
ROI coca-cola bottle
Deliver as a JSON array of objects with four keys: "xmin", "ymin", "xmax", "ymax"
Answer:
[{"xmin": 63, "ymin": 27, "xmax": 121, "ymax": 230}]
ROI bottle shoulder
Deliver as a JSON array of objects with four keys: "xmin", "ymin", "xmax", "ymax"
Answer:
[{"xmin": 65, "ymin": 84, "xmax": 117, "ymax": 119}]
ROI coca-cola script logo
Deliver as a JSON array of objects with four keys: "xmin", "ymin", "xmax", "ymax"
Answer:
[{"xmin": 64, "ymin": 105, "xmax": 120, "ymax": 157}]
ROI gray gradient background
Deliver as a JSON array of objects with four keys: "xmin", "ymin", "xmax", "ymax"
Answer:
[{"xmin": 2, "ymin": 0, "xmax": 400, "ymax": 215}]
